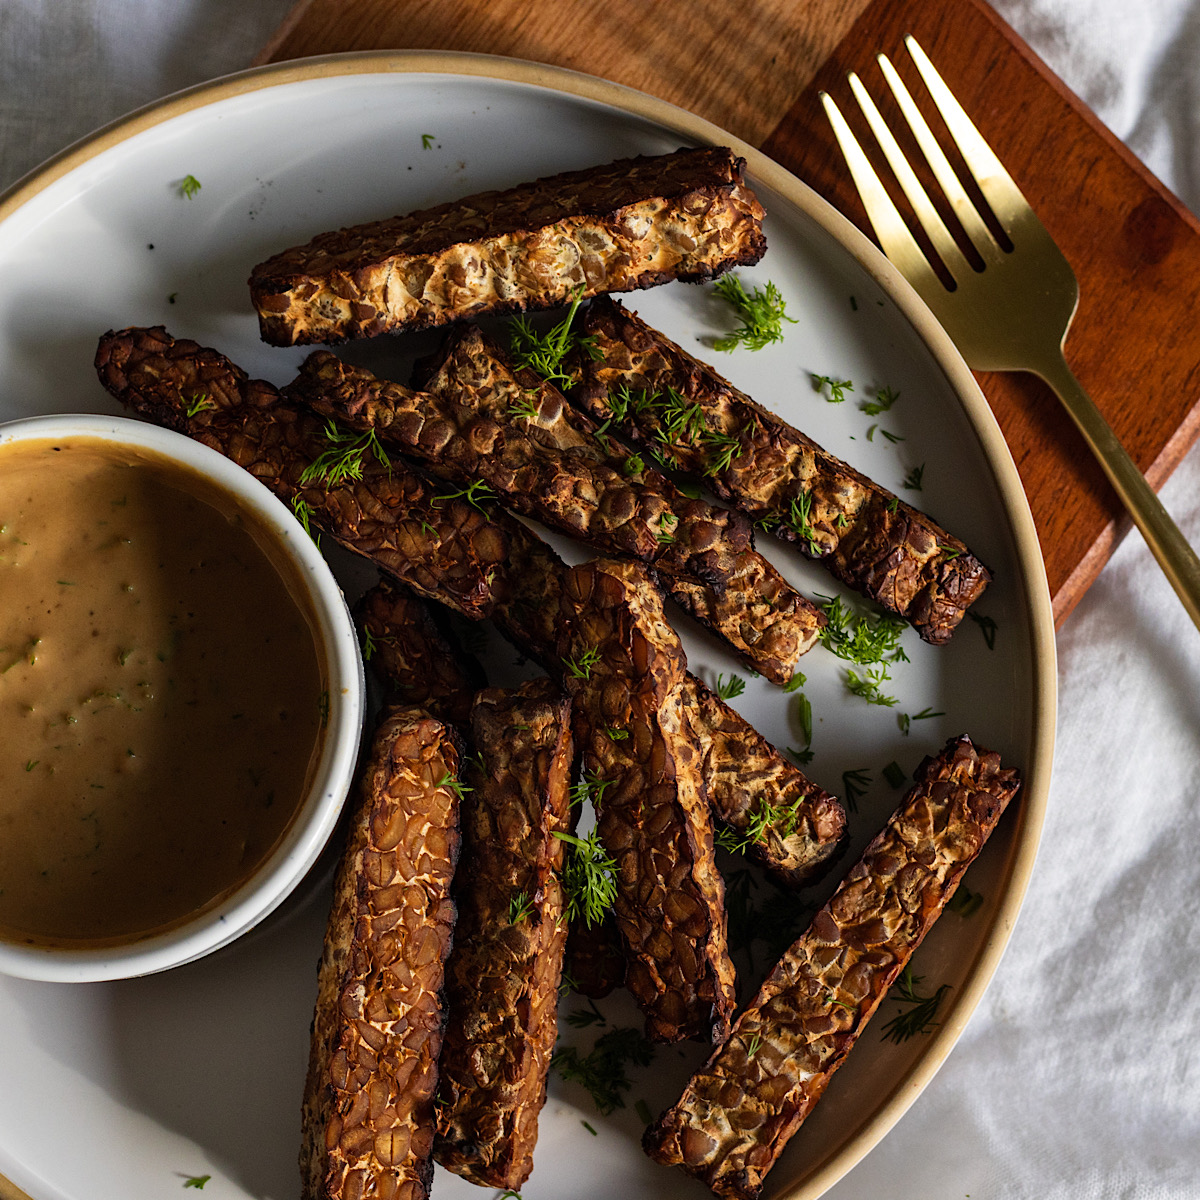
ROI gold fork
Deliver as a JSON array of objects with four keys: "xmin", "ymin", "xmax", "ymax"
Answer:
[{"xmin": 822, "ymin": 36, "xmax": 1200, "ymax": 628}]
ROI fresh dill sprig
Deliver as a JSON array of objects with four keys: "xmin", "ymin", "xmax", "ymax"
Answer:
[
  {"xmin": 432, "ymin": 479, "xmax": 495, "ymax": 514},
  {"xmin": 714, "ymin": 672, "xmax": 746, "ymax": 700},
  {"xmin": 882, "ymin": 760, "xmax": 907, "ymax": 789},
  {"xmin": 787, "ymin": 744, "xmax": 815, "ymax": 766},
  {"xmin": 569, "ymin": 771, "xmax": 611, "ymax": 810},
  {"xmin": 435, "ymin": 770, "xmax": 472, "ymax": 801},
  {"xmin": 508, "ymin": 287, "xmax": 599, "ymax": 387},
  {"xmin": 179, "ymin": 174, "xmax": 201, "ymax": 199},
  {"xmin": 901, "ymin": 463, "xmax": 925, "ymax": 491},
  {"xmin": 184, "ymin": 392, "xmax": 215, "ymax": 418},
  {"xmin": 602, "ymin": 725, "xmax": 628, "ymax": 742},
  {"xmin": 816, "ymin": 594, "xmax": 908, "ymax": 666},
  {"xmin": 968, "ymin": 611, "xmax": 998, "ymax": 650},
  {"xmin": 744, "ymin": 1032, "xmax": 763, "ymax": 1058},
  {"xmin": 290, "ymin": 494, "xmax": 320, "ymax": 544},
  {"xmin": 299, "ymin": 420, "xmax": 390, "ymax": 488},
  {"xmin": 507, "ymin": 391, "xmax": 542, "ymax": 422},
  {"xmin": 862, "ymin": 384, "xmax": 900, "ymax": 416},
  {"xmin": 841, "ymin": 767, "xmax": 872, "ymax": 813},
  {"xmin": 782, "ymin": 671, "xmax": 806, "ymax": 693},
  {"xmin": 655, "ymin": 512, "xmax": 679, "ymax": 545},
  {"xmin": 845, "ymin": 665, "xmax": 898, "ymax": 707},
  {"xmin": 508, "ymin": 891, "xmax": 534, "ymax": 924},
  {"xmin": 551, "ymin": 1026, "xmax": 654, "ymax": 1116},
  {"xmin": 880, "ymin": 965, "xmax": 950, "ymax": 1043},
  {"xmin": 566, "ymin": 999, "xmax": 607, "ymax": 1028},
  {"xmin": 712, "ymin": 274, "xmax": 797, "ymax": 352},
  {"xmin": 781, "ymin": 490, "xmax": 822, "ymax": 553},
  {"xmin": 811, "ymin": 373, "xmax": 854, "ymax": 404},
  {"xmin": 361, "ymin": 626, "xmax": 378, "ymax": 662},
  {"xmin": 703, "ymin": 427, "xmax": 744, "ymax": 475},
  {"xmin": 562, "ymin": 645, "xmax": 602, "ymax": 680},
  {"xmin": 554, "ymin": 829, "xmax": 618, "ymax": 928}
]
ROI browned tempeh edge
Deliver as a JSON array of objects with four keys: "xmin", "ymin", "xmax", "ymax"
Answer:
[
  {"xmin": 355, "ymin": 579, "xmax": 485, "ymax": 729},
  {"xmin": 557, "ymin": 558, "xmax": 735, "ymax": 1044},
  {"xmin": 564, "ymin": 910, "xmax": 627, "ymax": 1000},
  {"xmin": 643, "ymin": 735, "xmax": 1021, "ymax": 1199},
  {"xmin": 93, "ymin": 326, "xmax": 843, "ymax": 884},
  {"xmin": 301, "ymin": 706, "xmax": 462, "ymax": 1200},
  {"xmin": 93, "ymin": 326, "xmax": 508, "ymax": 621},
  {"xmin": 435, "ymin": 679, "xmax": 573, "ymax": 1189},
  {"xmin": 285, "ymin": 326, "xmax": 823, "ymax": 684},
  {"xmin": 249, "ymin": 146, "xmax": 766, "ymax": 346},
  {"xmin": 572, "ymin": 297, "xmax": 992, "ymax": 645}
]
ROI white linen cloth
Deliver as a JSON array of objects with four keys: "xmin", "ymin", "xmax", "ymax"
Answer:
[{"xmin": 2, "ymin": 3, "xmax": 1197, "ymax": 1197}]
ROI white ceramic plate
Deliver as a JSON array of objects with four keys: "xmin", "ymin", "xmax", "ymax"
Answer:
[{"xmin": 0, "ymin": 54, "xmax": 1055, "ymax": 1200}]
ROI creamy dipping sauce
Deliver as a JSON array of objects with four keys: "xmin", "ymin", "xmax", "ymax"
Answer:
[{"xmin": 0, "ymin": 438, "xmax": 326, "ymax": 947}]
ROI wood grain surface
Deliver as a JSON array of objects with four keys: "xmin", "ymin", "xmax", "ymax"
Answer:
[{"xmin": 259, "ymin": 0, "xmax": 1200, "ymax": 625}]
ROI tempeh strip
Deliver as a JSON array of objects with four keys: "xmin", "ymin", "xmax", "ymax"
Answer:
[
  {"xmin": 301, "ymin": 706, "xmax": 462, "ymax": 1200},
  {"xmin": 563, "ymin": 911, "xmax": 627, "ymax": 1000},
  {"xmin": 249, "ymin": 147, "xmax": 766, "ymax": 346},
  {"xmin": 286, "ymin": 327, "xmax": 823, "ymax": 682},
  {"xmin": 94, "ymin": 326, "xmax": 507, "ymax": 620},
  {"xmin": 435, "ymin": 680, "xmax": 573, "ymax": 1189},
  {"xmin": 572, "ymin": 297, "xmax": 990, "ymax": 644},
  {"xmin": 643, "ymin": 735, "xmax": 1021, "ymax": 1199},
  {"xmin": 558, "ymin": 559, "xmax": 735, "ymax": 1044},
  {"xmin": 356, "ymin": 579, "xmax": 484, "ymax": 728}
]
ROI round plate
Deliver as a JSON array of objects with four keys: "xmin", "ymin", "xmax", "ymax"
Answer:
[{"xmin": 0, "ymin": 52, "xmax": 1054, "ymax": 1200}]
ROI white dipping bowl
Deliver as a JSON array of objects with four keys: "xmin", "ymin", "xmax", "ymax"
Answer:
[{"xmin": 0, "ymin": 413, "xmax": 365, "ymax": 982}]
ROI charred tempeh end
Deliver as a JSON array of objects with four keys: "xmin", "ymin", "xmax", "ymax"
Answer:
[
  {"xmin": 249, "ymin": 146, "xmax": 766, "ymax": 346},
  {"xmin": 681, "ymin": 676, "xmax": 847, "ymax": 887},
  {"xmin": 301, "ymin": 706, "xmax": 462, "ymax": 1200},
  {"xmin": 643, "ymin": 735, "xmax": 1021, "ymax": 1199},
  {"xmin": 356, "ymin": 579, "xmax": 485, "ymax": 729},
  {"xmin": 435, "ymin": 679, "xmax": 574, "ymax": 1189},
  {"xmin": 94, "ymin": 326, "xmax": 510, "ymax": 622},
  {"xmin": 572, "ymin": 298, "xmax": 991, "ymax": 644},
  {"xmin": 559, "ymin": 559, "xmax": 737, "ymax": 1044}
]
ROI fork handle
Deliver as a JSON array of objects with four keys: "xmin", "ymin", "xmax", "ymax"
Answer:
[{"xmin": 1035, "ymin": 352, "xmax": 1200, "ymax": 629}]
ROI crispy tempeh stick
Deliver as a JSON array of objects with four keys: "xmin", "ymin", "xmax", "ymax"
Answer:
[
  {"xmin": 356, "ymin": 579, "xmax": 484, "ymax": 729},
  {"xmin": 643, "ymin": 735, "xmax": 1020, "ymax": 1199},
  {"xmin": 435, "ymin": 679, "xmax": 573, "ymax": 1189},
  {"xmin": 249, "ymin": 147, "xmax": 766, "ymax": 346},
  {"xmin": 94, "ymin": 327, "xmax": 842, "ymax": 883},
  {"xmin": 301, "ymin": 706, "xmax": 462, "ymax": 1200},
  {"xmin": 94, "ymin": 326, "xmax": 507, "ymax": 620},
  {"xmin": 572, "ymin": 297, "xmax": 991, "ymax": 644},
  {"xmin": 557, "ymin": 558, "xmax": 736, "ymax": 1044},
  {"xmin": 286, "ymin": 327, "xmax": 823, "ymax": 682}
]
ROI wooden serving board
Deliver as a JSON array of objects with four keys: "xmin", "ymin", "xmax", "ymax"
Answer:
[{"xmin": 258, "ymin": 0, "xmax": 1200, "ymax": 626}]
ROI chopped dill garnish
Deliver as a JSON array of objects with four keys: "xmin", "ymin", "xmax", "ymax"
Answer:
[
  {"xmin": 569, "ymin": 772, "xmax": 611, "ymax": 810},
  {"xmin": 25, "ymin": 760, "xmax": 37, "ymax": 772},
  {"xmin": 432, "ymin": 479, "xmax": 495, "ymax": 514},
  {"xmin": 882, "ymin": 760, "xmax": 907, "ymax": 789},
  {"xmin": 787, "ymin": 744, "xmax": 815, "ymax": 766},
  {"xmin": 866, "ymin": 424, "xmax": 878, "ymax": 442},
  {"xmin": 420, "ymin": 133, "xmax": 435, "ymax": 149},
  {"xmin": 901, "ymin": 463, "xmax": 925, "ymax": 491},
  {"xmin": 841, "ymin": 768, "xmax": 871, "ymax": 813},
  {"xmin": 880, "ymin": 429, "xmax": 905, "ymax": 443},
  {"xmin": 508, "ymin": 287, "xmax": 599, "ymax": 387},
  {"xmin": 948, "ymin": 886, "xmax": 984, "ymax": 918},
  {"xmin": 794, "ymin": 691, "xmax": 813, "ymax": 751},
  {"xmin": 783, "ymin": 671, "xmax": 806, "ymax": 693},
  {"xmin": 554, "ymin": 829, "xmax": 618, "ymax": 928},
  {"xmin": 566, "ymin": 999, "xmax": 607, "ymax": 1028},
  {"xmin": 816, "ymin": 594, "xmax": 908, "ymax": 666},
  {"xmin": 703, "ymin": 427, "xmax": 744, "ymax": 475},
  {"xmin": 714, "ymin": 672, "xmax": 746, "ymax": 700},
  {"xmin": 184, "ymin": 393, "xmax": 215, "ymax": 418},
  {"xmin": 655, "ymin": 512, "xmax": 678, "ymax": 545},
  {"xmin": 182, "ymin": 1177, "xmax": 211, "ymax": 1190},
  {"xmin": 744, "ymin": 1032, "xmax": 762, "ymax": 1058},
  {"xmin": 712, "ymin": 274, "xmax": 797, "ymax": 352},
  {"xmin": 508, "ymin": 891, "xmax": 534, "ymax": 924},
  {"xmin": 862, "ymin": 384, "xmax": 900, "ymax": 416},
  {"xmin": 289, "ymin": 494, "xmax": 321, "ymax": 546},
  {"xmin": 179, "ymin": 174, "xmax": 202, "ymax": 199},
  {"xmin": 435, "ymin": 770, "xmax": 471, "ymax": 801},
  {"xmin": 551, "ymin": 1026, "xmax": 655, "ymax": 1115},
  {"xmin": 781, "ymin": 489, "xmax": 821, "ymax": 553},
  {"xmin": 562, "ymin": 645, "xmax": 602, "ymax": 680},
  {"xmin": 845, "ymin": 666, "xmax": 897, "ymax": 707},
  {"xmin": 602, "ymin": 725, "xmax": 628, "ymax": 742},
  {"xmin": 968, "ymin": 611, "xmax": 998, "ymax": 650},
  {"xmin": 880, "ymin": 965, "xmax": 950, "ymax": 1043},
  {"xmin": 811, "ymin": 373, "xmax": 853, "ymax": 404},
  {"xmin": 507, "ymin": 391, "xmax": 542, "ymax": 422},
  {"xmin": 939, "ymin": 545, "xmax": 963, "ymax": 560},
  {"xmin": 898, "ymin": 706, "xmax": 944, "ymax": 736},
  {"xmin": 581, "ymin": 1120, "xmax": 598, "ymax": 1136},
  {"xmin": 299, "ymin": 420, "xmax": 390, "ymax": 488},
  {"xmin": 361, "ymin": 627, "xmax": 378, "ymax": 662}
]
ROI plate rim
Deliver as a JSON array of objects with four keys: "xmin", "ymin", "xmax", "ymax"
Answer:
[{"xmin": 0, "ymin": 48, "xmax": 1056, "ymax": 1200}]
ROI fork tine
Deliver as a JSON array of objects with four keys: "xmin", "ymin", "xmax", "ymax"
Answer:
[
  {"xmin": 847, "ymin": 71, "xmax": 975, "ymax": 284},
  {"xmin": 819, "ymin": 91, "xmax": 945, "ymax": 298},
  {"xmin": 876, "ymin": 53, "xmax": 1004, "ymax": 265},
  {"xmin": 904, "ymin": 36, "xmax": 1027, "ymax": 237}
]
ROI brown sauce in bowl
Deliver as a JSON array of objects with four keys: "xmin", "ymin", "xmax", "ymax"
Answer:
[{"xmin": 0, "ymin": 438, "xmax": 326, "ymax": 947}]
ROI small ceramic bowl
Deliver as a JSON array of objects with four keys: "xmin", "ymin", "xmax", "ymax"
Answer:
[{"xmin": 0, "ymin": 413, "xmax": 365, "ymax": 983}]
